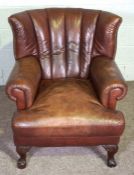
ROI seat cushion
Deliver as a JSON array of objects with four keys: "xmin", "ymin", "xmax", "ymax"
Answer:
[{"xmin": 13, "ymin": 79, "xmax": 125, "ymax": 137}]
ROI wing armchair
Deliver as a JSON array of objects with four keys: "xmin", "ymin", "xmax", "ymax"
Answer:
[{"xmin": 6, "ymin": 8, "xmax": 127, "ymax": 169}]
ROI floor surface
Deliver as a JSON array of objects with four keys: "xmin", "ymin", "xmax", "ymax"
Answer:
[{"xmin": 0, "ymin": 82, "xmax": 134, "ymax": 175}]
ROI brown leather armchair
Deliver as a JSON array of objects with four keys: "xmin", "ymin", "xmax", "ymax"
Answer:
[{"xmin": 6, "ymin": 8, "xmax": 127, "ymax": 169}]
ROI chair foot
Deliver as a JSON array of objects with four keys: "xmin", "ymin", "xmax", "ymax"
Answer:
[
  {"xmin": 17, "ymin": 157, "xmax": 26, "ymax": 169},
  {"xmin": 104, "ymin": 145, "xmax": 118, "ymax": 168},
  {"xmin": 16, "ymin": 146, "xmax": 30, "ymax": 169},
  {"xmin": 107, "ymin": 157, "xmax": 117, "ymax": 167}
]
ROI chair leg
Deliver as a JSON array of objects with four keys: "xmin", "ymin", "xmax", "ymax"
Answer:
[
  {"xmin": 16, "ymin": 146, "xmax": 30, "ymax": 169},
  {"xmin": 104, "ymin": 145, "xmax": 118, "ymax": 168}
]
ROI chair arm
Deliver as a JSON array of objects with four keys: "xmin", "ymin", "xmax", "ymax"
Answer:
[
  {"xmin": 90, "ymin": 56, "xmax": 128, "ymax": 109},
  {"xmin": 5, "ymin": 56, "xmax": 41, "ymax": 110}
]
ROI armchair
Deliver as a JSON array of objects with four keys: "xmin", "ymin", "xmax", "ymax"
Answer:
[{"xmin": 6, "ymin": 8, "xmax": 127, "ymax": 169}]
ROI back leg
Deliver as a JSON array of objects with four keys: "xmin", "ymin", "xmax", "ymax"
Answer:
[{"xmin": 103, "ymin": 145, "xmax": 118, "ymax": 167}]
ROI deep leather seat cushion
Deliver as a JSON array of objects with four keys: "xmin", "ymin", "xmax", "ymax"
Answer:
[{"xmin": 13, "ymin": 79, "xmax": 125, "ymax": 137}]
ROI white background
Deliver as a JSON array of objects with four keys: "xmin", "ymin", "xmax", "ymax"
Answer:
[{"xmin": 0, "ymin": 0, "xmax": 134, "ymax": 85}]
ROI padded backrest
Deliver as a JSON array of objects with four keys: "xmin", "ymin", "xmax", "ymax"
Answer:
[{"xmin": 8, "ymin": 8, "xmax": 122, "ymax": 79}]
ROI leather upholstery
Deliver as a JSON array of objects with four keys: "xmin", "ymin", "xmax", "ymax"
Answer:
[
  {"xmin": 6, "ymin": 56, "xmax": 41, "ymax": 109},
  {"xmin": 6, "ymin": 8, "xmax": 127, "ymax": 148},
  {"xmin": 8, "ymin": 8, "xmax": 121, "ymax": 79},
  {"xmin": 90, "ymin": 56, "xmax": 127, "ymax": 109},
  {"xmin": 14, "ymin": 136, "xmax": 120, "ymax": 147},
  {"xmin": 13, "ymin": 79, "xmax": 125, "ymax": 138}
]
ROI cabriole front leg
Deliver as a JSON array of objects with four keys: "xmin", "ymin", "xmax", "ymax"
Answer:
[
  {"xmin": 16, "ymin": 146, "xmax": 30, "ymax": 169},
  {"xmin": 104, "ymin": 145, "xmax": 118, "ymax": 167}
]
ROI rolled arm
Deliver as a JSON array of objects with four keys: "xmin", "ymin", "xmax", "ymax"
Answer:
[
  {"xmin": 6, "ymin": 56, "xmax": 41, "ymax": 110},
  {"xmin": 90, "ymin": 56, "xmax": 128, "ymax": 109}
]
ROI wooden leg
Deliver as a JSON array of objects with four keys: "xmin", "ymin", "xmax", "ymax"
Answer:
[
  {"xmin": 104, "ymin": 145, "xmax": 118, "ymax": 168},
  {"xmin": 16, "ymin": 146, "xmax": 30, "ymax": 169}
]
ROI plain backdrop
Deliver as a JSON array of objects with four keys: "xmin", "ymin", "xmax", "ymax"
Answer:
[{"xmin": 0, "ymin": 0, "xmax": 134, "ymax": 85}]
